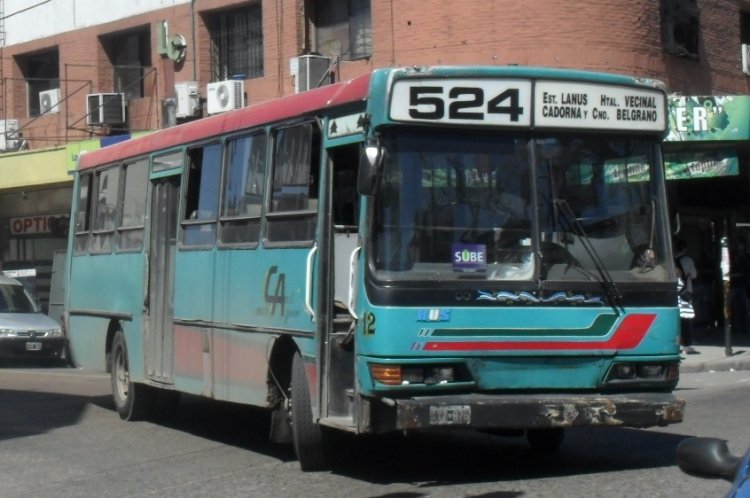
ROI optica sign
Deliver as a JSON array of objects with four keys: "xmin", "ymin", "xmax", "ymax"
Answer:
[{"xmin": 9, "ymin": 214, "xmax": 69, "ymax": 236}]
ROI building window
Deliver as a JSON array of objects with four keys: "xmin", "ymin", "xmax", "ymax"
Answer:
[
  {"xmin": 661, "ymin": 0, "xmax": 700, "ymax": 60},
  {"xmin": 308, "ymin": 0, "xmax": 372, "ymax": 60},
  {"xmin": 16, "ymin": 49, "xmax": 59, "ymax": 117},
  {"xmin": 101, "ymin": 27, "xmax": 151, "ymax": 100},
  {"xmin": 207, "ymin": 3, "xmax": 264, "ymax": 80}
]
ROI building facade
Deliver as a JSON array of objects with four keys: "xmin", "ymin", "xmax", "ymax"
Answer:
[{"xmin": 0, "ymin": 0, "xmax": 748, "ymax": 324}]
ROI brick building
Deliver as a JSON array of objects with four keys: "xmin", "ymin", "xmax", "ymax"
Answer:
[{"xmin": 0, "ymin": 0, "xmax": 748, "ymax": 324}]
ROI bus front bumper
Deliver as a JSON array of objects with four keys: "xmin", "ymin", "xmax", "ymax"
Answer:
[{"xmin": 388, "ymin": 392, "xmax": 685, "ymax": 431}]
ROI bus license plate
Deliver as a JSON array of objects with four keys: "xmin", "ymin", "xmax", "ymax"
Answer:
[
  {"xmin": 429, "ymin": 405, "xmax": 471, "ymax": 426},
  {"xmin": 25, "ymin": 342, "xmax": 42, "ymax": 351}
]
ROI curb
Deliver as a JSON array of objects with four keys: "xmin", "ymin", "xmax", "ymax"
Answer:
[{"xmin": 680, "ymin": 356, "xmax": 750, "ymax": 374}]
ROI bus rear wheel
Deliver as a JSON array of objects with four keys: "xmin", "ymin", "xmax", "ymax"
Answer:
[
  {"xmin": 111, "ymin": 330, "xmax": 154, "ymax": 421},
  {"xmin": 290, "ymin": 351, "xmax": 331, "ymax": 471}
]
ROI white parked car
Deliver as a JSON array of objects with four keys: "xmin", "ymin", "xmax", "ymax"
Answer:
[{"xmin": 0, "ymin": 275, "xmax": 66, "ymax": 361}]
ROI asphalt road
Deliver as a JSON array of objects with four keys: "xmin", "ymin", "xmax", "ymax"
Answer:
[{"xmin": 0, "ymin": 365, "xmax": 747, "ymax": 498}]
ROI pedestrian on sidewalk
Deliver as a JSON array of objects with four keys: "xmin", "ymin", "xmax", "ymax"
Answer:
[{"xmin": 675, "ymin": 239, "xmax": 698, "ymax": 354}]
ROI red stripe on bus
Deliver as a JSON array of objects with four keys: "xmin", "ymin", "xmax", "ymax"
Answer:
[{"xmin": 423, "ymin": 313, "xmax": 656, "ymax": 352}]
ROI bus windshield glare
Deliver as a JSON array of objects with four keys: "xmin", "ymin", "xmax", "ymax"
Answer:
[{"xmin": 372, "ymin": 128, "xmax": 669, "ymax": 284}]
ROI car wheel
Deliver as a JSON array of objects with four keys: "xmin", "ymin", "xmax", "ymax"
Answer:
[
  {"xmin": 110, "ymin": 330, "xmax": 153, "ymax": 420},
  {"xmin": 290, "ymin": 351, "xmax": 331, "ymax": 471}
]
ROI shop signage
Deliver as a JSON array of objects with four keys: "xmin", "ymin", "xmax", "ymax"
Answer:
[
  {"xmin": 9, "ymin": 214, "xmax": 69, "ymax": 236},
  {"xmin": 666, "ymin": 95, "xmax": 750, "ymax": 141},
  {"xmin": 664, "ymin": 148, "xmax": 739, "ymax": 180}
]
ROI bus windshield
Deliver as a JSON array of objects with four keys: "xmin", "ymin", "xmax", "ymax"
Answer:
[{"xmin": 371, "ymin": 128, "xmax": 670, "ymax": 284}]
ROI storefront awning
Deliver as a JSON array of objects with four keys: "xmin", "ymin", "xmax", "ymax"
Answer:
[
  {"xmin": 0, "ymin": 132, "xmax": 150, "ymax": 191},
  {"xmin": 0, "ymin": 147, "xmax": 68, "ymax": 190}
]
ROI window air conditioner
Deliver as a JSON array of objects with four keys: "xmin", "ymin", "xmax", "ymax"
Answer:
[
  {"xmin": 206, "ymin": 80, "xmax": 245, "ymax": 114},
  {"xmin": 174, "ymin": 81, "xmax": 200, "ymax": 118},
  {"xmin": 0, "ymin": 119, "xmax": 19, "ymax": 151},
  {"xmin": 86, "ymin": 93, "xmax": 126, "ymax": 126},
  {"xmin": 742, "ymin": 44, "xmax": 750, "ymax": 76},
  {"xmin": 39, "ymin": 88, "xmax": 61, "ymax": 114},
  {"xmin": 290, "ymin": 55, "xmax": 331, "ymax": 93}
]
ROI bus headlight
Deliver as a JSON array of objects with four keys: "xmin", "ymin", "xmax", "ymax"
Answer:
[
  {"xmin": 604, "ymin": 361, "xmax": 679, "ymax": 386},
  {"xmin": 369, "ymin": 363, "xmax": 461, "ymax": 386}
]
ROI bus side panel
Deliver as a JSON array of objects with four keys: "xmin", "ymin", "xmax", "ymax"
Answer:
[
  {"xmin": 171, "ymin": 247, "xmax": 315, "ymax": 406},
  {"xmin": 213, "ymin": 247, "xmax": 316, "ymax": 333},
  {"xmin": 173, "ymin": 250, "xmax": 215, "ymax": 322},
  {"xmin": 173, "ymin": 324, "xmax": 208, "ymax": 396},
  {"xmin": 67, "ymin": 315, "xmax": 109, "ymax": 371},
  {"xmin": 211, "ymin": 330, "xmax": 275, "ymax": 406},
  {"xmin": 67, "ymin": 252, "xmax": 146, "ymax": 373}
]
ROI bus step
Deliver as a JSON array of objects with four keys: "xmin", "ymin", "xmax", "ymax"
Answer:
[{"xmin": 319, "ymin": 415, "xmax": 356, "ymax": 432}]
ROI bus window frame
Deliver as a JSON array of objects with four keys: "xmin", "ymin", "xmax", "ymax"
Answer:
[
  {"xmin": 152, "ymin": 149, "xmax": 185, "ymax": 174},
  {"xmin": 217, "ymin": 128, "xmax": 268, "ymax": 249},
  {"xmin": 181, "ymin": 140, "xmax": 223, "ymax": 249},
  {"xmin": 89, "ymin": 164, "xmax": 122, "ymax": 255},
  {"xmin": 73, "ymin": 171, "xmax": 94, "ymax": 255},
  {"xmin": 263, "ymin": 119, "xmax": 321, "ymax": 248},
  {"xmin": 115, "ymin": 157, "xmax": 149, "ymax": 253}
]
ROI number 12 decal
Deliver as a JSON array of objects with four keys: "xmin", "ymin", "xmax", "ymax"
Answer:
[{"xmin": 391, "ymin": 79, "xmax": 531, "ymax": 126}]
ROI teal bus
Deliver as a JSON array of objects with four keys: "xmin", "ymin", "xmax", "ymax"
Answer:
[{"xmin": 65, "ymin": 65, "xmax": 685, "ymax": 470}]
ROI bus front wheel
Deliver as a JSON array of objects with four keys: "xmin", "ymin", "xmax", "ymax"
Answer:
[
  {"xmin": 290, "ymin": 351, "xmax": 331, "ymax": 471},
  {"xmin": 111, "ymin": 330, "xmax": 153, "ymax": 421}
]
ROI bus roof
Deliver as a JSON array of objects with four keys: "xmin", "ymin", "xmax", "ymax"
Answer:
[{"xmin": 78, "ymin": 72, "xmax": 372, "ymax": 170}]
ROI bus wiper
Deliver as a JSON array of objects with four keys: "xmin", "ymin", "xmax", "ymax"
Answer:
[{"xmin": 553, "ymin": 198, "xmax": 623, "ymax": 315}]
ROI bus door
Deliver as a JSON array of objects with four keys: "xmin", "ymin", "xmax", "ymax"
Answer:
[
  {"xmin": 318, "ymin": 143, "xmax": 360, "ymax": 423},
  {"xmin": 146, "ymin": 173, "xmax": 180, "ymax": 383}
]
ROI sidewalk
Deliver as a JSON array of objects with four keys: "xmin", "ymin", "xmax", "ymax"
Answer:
[{"xmin": 678, "ymin": 326, "xmax": 750, "ymax": 374}]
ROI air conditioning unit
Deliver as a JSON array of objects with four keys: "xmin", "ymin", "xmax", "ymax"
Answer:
[
  {"xmin": 174, "ymin": 81, "xmax": 200, "ymax": 118},
  {"xmin": 0, "ymin": 119, "xmax": 19, "ymax": 151},
  {"xmin": 290, "ymin": 55, "xmax": 331, "ymax": 93},
  {"xmin": 742, "ymin": 44, "xmax": 750, "ymax": 76},
  {"xmin": 39, "ymin": 88, "xmax": 60, "ymax": 114},
  {"xmin": 86, "ymin": 93, "xmax": 126, "ymax": 126},
  {"xmin": 206, "ymin": 80, "xmax": 244, "ymax": 114}
]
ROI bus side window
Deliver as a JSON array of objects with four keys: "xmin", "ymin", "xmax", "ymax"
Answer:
[
  {"xmin": 116, "ymin": 158, "xmax": 149, "ymax": 252},
  {"xmin": 74, "ymin": 173, "xmax": 93, "ymax": 254},
  {"xmin": 183, "ymin": 143, "xmax": 222, "ymax": 247},
  {"xmin": 90, "ymin": 166, "xmax": 121, "ymax": 254},
  {"xmin": 220, "ymin": 132, "xmax": 266, "ymax": 245},
  {"xmin": 266, "ymin": 122, "xmax": 319, "ymax": 243}
]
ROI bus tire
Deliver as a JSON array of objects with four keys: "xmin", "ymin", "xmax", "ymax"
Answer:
[
  {"xmin": 526, "ymin": 428, "xmax": 565, "ymax": 453},
  {"xmin": 290, "ymin": 351, "xmax": 331, "ymax": 471},
  {"xmin": 111, "ymin": 330, "xmax": 153, "ymax": 421}
]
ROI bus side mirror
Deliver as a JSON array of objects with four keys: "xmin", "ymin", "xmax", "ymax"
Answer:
[{"xmin": 357, "ymin": 144, "xmax": 383, "ymax": 197}]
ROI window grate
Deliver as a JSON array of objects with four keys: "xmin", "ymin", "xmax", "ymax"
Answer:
[{"xmin": 210, "ymin": 4, "xmax": 264, "ymax": 81}]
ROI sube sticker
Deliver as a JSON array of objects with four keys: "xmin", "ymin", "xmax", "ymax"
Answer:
[{"xmin": 452, "ymin": 243, "xmax": 487, "ymax": 272}]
